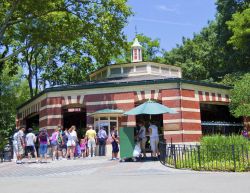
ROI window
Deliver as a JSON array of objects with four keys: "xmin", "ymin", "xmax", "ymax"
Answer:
[
  {"xmin": 123, "ymin": 67, "xmax": 134, "ymax": 74},
  {"xmin": 110, "ymin": 67, "xmax": 121, "ymax": 75},
  {"xmin": 101, "ymin": 70, "xmax": 107, "ymax": 78},
  {"xmin": 94, "ymin": 116, "xmax": 119, "ymax": 136},
  {"xmin": 136, "ymin": 65, "xmax": 147, "ymax": 72},
  {"xmin": 151, "ymin": 65, "xmax": 159, "ymax": 73},
  {"xmin": 162, "ymin": 68, "xmax": 170, "ymax": 75},
  {"xmin": 171, "ymin": 69, "xmax": 179, "ymax": 77}
]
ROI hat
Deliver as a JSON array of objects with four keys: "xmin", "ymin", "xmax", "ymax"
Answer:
[{"xmin": 28, "ymin": 128, "xmax": 33, "ymax": 132}]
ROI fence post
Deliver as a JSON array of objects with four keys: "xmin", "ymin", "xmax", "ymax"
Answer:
[
  {"xmin": 197, "ymin": 145, "xmax": 201, "ymax": 170},
  {"xmin": 173, "ymin": 144, "xmax": 177, "ymax": 168},
  {"xmin": 232, "ymin": 145, "xmax": 236, "ymax": 172}
]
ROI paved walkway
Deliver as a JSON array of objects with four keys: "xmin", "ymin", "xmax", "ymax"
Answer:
[{"xmin": 0, "ymin": 157, "xmax": 249, "ymax": 193}]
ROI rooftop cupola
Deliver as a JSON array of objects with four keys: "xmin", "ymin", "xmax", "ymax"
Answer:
[{"xmin": 131, "ymin": 38, "xmax": 142, "ymax": 63}]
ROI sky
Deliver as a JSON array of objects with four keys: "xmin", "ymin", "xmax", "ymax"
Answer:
[{"xmin": 124, "ymin": 0, "xmax": 216, "ymax": 51}]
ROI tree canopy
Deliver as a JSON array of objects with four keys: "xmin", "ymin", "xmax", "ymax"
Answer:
[
  {"xmin": 230, "ymin": 73, "xmax": 250, "ymax": 117},
  {"xmin": 227, "ymin": 7, "xmax": 250, "ymax": 53}
]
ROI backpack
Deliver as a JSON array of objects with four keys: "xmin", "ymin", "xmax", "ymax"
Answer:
[
  {"xmin": 39, "ymin": 131, "xmax": 47, "ymax": 141},
  {"xmin": 57, "ymin": 132, "xmax": 63, "ymax": 144}
]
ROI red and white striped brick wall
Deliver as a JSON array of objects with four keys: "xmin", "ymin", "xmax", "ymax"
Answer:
[{"xmin": 16, "ymin": 83, "xmax": 230, "ymax": 143}]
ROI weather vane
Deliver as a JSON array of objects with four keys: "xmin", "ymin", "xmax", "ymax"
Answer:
[{"xmin": 135, "ymin": 25, "xmax": 138, "ymax": 37}]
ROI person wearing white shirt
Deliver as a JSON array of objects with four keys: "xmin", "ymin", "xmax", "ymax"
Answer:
[
  {"xmin": 25, "ymin": 128, "xmax": 38, "ymax": 162},
  {"xmin": 137, "ymin": 121, "xmax": 147, "ymax": 157},
  {"xmin": 148, "ymin": 121, "xmax": 159, "ymax": 158}
]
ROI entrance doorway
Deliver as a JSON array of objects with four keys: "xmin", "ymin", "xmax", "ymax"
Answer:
[
  {"xmin": 200, "ymin": 103, "xmax": 243, "ymax": 135},
  {"xmin": 63, "ymin": 108, "xmax": 86, "ymax": 138},
  {"xmin": 26, "ymin": 114, "xmax": 39, "ymax": 132}
]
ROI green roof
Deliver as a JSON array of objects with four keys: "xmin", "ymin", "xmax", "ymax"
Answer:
[
  {"xmin": 91, "ymin": 109, "xmax": 124, "ymax": 116},
  {"xmin": 17, "ymin": 78, "xmax": 231, "ymax": 110}
]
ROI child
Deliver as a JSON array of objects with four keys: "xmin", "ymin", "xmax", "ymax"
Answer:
[{"xmin": 80, "ymin": 138, "xmax": 87, "ymax": 158}]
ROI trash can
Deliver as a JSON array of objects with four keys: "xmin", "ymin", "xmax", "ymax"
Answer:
[
  {"xmin": 3, "ymin": 144, "xmax": 12, "ymax": 162},
  {"xmin": 119, "ymin": 127, "xmax": 135, "ymax": 159}
]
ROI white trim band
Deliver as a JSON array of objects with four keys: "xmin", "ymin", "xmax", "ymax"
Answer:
[
  {"xmin": 163, "ymin": 119, "xmax": 201, "ymax": 124},
  {"xmin": 162, "ymin": 96, "xmax": 198, "ymax": 101},
  {"xmin": 164, "ymin": 130, "xmax": 202, "ymax": 135},
  {"xmin": 121, "ymin": 122, "xmax": 136, "ymax": 126},
  {"xmin": 40, "ymin": 104, "xmax": 62, "ymax": 111},
  {"xmin": 39, "ymin": 115, "xmax": 63, "ymax": 121},
  {"xmin": 173, "ymin": 107, "xmax": 200, "ymax": 112},
  {"xmin": 86, "ymin": 99, "xmax": 134, "ymax": 106}
]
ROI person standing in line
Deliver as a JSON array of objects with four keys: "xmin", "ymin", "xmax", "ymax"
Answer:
[
  {"xmin": 62, "ymin": 128, "xmax": 68, "ymax": 158},
  {"xmin": 57, "ymin": 125, "xmax": 64, "ymax": 160},
  {"xmin": 137, "ymin": 121, "xmax": 147, "ymax": 158},
  {"xmin": 66, "ymin": 127, "xmax": 75, "ymax": 159},
  {"xmin": 85, "ymin": 125, "xmax": 97, "ymax": 157},
  {"xmin": 50, "ymin": 127, "xmax": 59, "ymax": 161},
  {"xmin": 13, "ymin": 129, "xmax": 19, "ymax": 163},
  {"xmin": 111, "ymin": 127, "xmax": 119, "ymax": 160},
  {"xmin": 98, "ymin": 127, "xmax": 107, "ymax": 156},
  {"xmin": 25, "ymin": 128, "xmax": 38, "ymax": 163},
  {"xmin": 79, "ymin": 138, "xmax": 87, "ymax": 158},
  {"xmin": 16, "ymin": 126, "xmax": 26, "ymax": 164},
  {"xmin": 38, "ymin": 128, "xmax": 49, "ymax": 163},
  {"xmin": 71, "ymin": 125, "xmax": 78, "ymax": 158},
  {"xmin": 148, "ymin": 120, "xmax": 159, "ymax": 158}
]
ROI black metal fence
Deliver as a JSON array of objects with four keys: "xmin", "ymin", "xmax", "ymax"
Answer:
[{"xmin": 159, "ymin": 142, "xmax": 250, "ymax": 172}]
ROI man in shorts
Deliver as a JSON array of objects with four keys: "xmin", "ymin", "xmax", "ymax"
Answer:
[
  {"xmin": 85, "ymin": 125, "xmax": 97, "ymax": 157},
  {"xmin": 25, "ymin": 128, "xmax": 38, "ymax": 162},
  {"xmin": 16, "ymin": 126, "xmax": 26, "ymax": 164}
]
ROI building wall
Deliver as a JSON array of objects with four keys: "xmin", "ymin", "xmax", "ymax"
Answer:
[{"xmin": 16, "ymin": 82, "xmax": 230, "ymax": 143}]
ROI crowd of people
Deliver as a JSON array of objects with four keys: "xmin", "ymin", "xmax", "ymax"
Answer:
[
  {"xmin": 12, "ymin": 119, "xmax": 160, "ymax": 164},
  {"xmin": 12, "ymin": 124, "xmax": 120, "ymax": 164}
]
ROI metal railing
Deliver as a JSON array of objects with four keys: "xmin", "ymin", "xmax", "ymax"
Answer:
[{"xmin": 159, "ymin": 142, "xmax": 250, "ymax": 172}]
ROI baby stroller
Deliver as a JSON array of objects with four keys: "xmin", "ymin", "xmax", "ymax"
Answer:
[{"xmin": 132, "ymin": 137, "xmax": 142, "ymax": 161}]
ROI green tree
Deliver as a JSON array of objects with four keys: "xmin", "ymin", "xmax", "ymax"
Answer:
[
  {"xmin": 3, "ymin": 0, "xmax": 132, "ymax": 97},
  {"xmin": 230, "ymin": 73, "xmax": 250, "ymax": 117},
  {"xmin": 164, "ymin": 22, "xmax": 220, "ymax": 81},
  {"xmin": 0, "ymin": 66, "xmax": 29, "ymax": 150},
  {"xmin": 227, "ymin": 7, "xmax": 250, "ymax": 53}
]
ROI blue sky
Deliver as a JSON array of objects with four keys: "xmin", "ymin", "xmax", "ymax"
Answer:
[{"xmin": 124, "ymin": 0, "xmax": 216, "ymax": 51}]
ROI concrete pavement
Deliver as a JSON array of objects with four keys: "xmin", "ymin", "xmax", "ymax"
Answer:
[{"xmin": 0, "ymin": 157, "xmax": 249, "ymax": 193}]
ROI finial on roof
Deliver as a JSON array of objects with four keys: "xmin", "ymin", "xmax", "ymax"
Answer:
[
  {"xmin": 131, "ymin": 37, "xmax": 142, "ymax": 62},
  {"xmin": 132, "ymin": 37, "xmax": 142, "ymax": 48}
]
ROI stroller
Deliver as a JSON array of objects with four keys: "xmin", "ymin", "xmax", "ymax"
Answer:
[{"xmin": 132, "ymin": 137, "xmax": 142, "ymax": 161}]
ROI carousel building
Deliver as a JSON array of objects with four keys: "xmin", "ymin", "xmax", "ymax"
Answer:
[{"xmin": 16, "ymin": 38, "xmax": 243, "ymax": 146}]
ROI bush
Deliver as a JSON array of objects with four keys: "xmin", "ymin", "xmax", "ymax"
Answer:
[
  {"xmin": 201, "ymin": 135, "xmax": 249, "ymax": 147},
  {"xmin": 164, "ymin": 135, "xmax": 250, "ymax": 172}
]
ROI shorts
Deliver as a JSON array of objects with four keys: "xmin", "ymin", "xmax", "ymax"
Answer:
[
  {"xmin": 57, "ymin": 144, "xmax": 63, "ymax": 151},
  {"xmin": 150, "ymin": 137, "xmax": 159, "ymax": 152},
  {"xmin": 17, "ymin": 144, "xmax": 24, "ymax": 155},
  {"xmin": 87, "ymin": 139, "xmax": 96, "ymax": 148},
  {"xmin": 39, "ymin": 144, "xmax": 48, "ymax": 156},
  {"xmin": 26, "ymin": 146, "xmax": 36, "ymax": 154},
  {"xmin": 13, "ymin": 144, "xmax": 18, "ymax": 155},
  {"xmin": 111, "ymin": 141, "xmax": 119, "ymax": 153},
  {"xmin": 67, "ymin": 140, "xmax": 76, "ymax": 147},
  {"xmin": 51, "ymin": 141, "xmax": 57, "ymax": 146}
]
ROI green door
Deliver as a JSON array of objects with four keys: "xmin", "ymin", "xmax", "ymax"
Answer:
[{"xmin": 119, "ymin": 127, "xmax": 135, "ymax": 159}]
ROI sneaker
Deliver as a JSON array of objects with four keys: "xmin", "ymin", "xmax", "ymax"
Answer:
[
  {"xmin": 115, "ymin": 158, "xmax": 119, "ymax": 160},
  {"xmin": 92, "ymin": 155, "xmax": 95, "ymax": 157}
]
